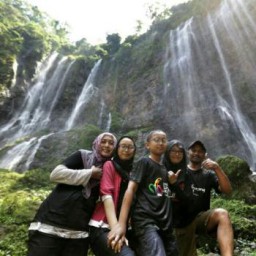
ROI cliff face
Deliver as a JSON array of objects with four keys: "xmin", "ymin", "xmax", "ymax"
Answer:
[{"xmin": 0, "ymin": 0, "xmax": 255, "ymax": 172}]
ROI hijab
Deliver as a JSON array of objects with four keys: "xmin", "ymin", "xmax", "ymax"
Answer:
[
  {"xmin": 87, "ymin": 132, "xmax": 117, "ymax": 167},
  {"xmin": 163, "ymin": 139, "xmax": 187, "ymax": 173},
  {"xmin": 83, "ymin": 132, "xmax": 117, "ymax": 199},
  {"xmin": 112, "ymin": 136, "xmax": 136, "ymax": 180},
  {"xmin": 112, "ymin": 136, "xmax": 136, "ymax": 216}
]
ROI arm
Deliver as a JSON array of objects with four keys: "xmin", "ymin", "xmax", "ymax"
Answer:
[
  {"xmin": 107, "ymin": 181, "xmax": 138, "ymax": 248},
  {"xmin": 118, "ymin": 180, "xmax": 138, "ymax": 230},
  {"xmin": 101, "ymin": 161, "xmax": 118, "ymax": 229},
  {"xmin": 103, "ymin": 197, "xmax": 118, "ymax": 229},
  {"xmin": 50, "ymin": 164, "xmax": 102, "ymax": 186},
  {"xmin": 202, "ymin": 158, "xmax": 232, "ymax": 195}
]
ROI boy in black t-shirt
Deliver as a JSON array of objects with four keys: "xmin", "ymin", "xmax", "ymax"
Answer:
[{"xmin": 108, "ymin": 130, "xmax": 178, "ymax": 256}]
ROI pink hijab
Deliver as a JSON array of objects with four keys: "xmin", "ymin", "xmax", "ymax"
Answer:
[
  {"xmin": 82, "ymin": 132, "xmax": 117, "ymax": 198},
  {"xmin": 89, "ymin": 132, "xmax": 117, "ymax": 167}
]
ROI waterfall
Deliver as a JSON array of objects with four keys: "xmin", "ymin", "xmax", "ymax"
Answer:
[
  {"xmin": 0, "ymin": 53, "xmax": 76, "ymax": 171},
  {"xmin": 0, "ymin": 133, "xmax": 54, "ymax": 172},
  {"xmin": 164, "ymin": 0, "xmax": 256, "ymax": 170},
  {"xmin": 24, "ymin": 133, "xmax": 54, "ymax": 170},
  {"xmin": 0, "ymin": 55, "xmax": 104, "ymax": 172},
  {"xmin": 11, "ymin": 60, "xmax": 18, "ymax": 89},
  {"xmin": 207, "ymin": 11, "xmax": 256, "ymax": 169},
  {"xmin": 16, "ymin": 55, "xmax": 69, "ymax": 133},
  {"xmin": 0, "ymin": 53, "xmax": 76, "ymax": 146},
  {"xmin": 106, "ymin": 113, "xmax": 112, "ymax": 132},
  {"xmin": 97, "ymin": 100, "xmax": 112, "ymax": 131},
  {"xmin": 43, "ymin": 60, "xmax": 75, "ymax": 127},
  {"xmin": 65, "ymin": 59, "xmax": 102, "ymax": 130},
  {"xmin": 0, "ymin": 137, "xmax": 37, "ymax": 171},
  {"xmin": 0, "ymin": 53, "xmax": 58, "ymax": 144}
]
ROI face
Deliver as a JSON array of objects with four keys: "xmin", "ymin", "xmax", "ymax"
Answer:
[
  {"xmin": 147, "ymin": 131, "xmax": 167, "ymax": 155},
  {"xmin": 99, "ymin": 135, "xmax": 115, "ymax": 158},
  {"xmin": 169, "ymin": 144, "xmax": 184, "ymax": 164},
  {"xmin": 117, "ymin": 138, "xmax": 135, "ymax": 160},
  {"xmin": 188, "ymin": 144, "xmax": 206, "ymax": 164}
]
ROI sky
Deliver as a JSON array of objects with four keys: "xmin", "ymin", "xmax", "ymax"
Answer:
[{"xmin": 26, "ymin": 0, "xmax": 188, "ymax": 45}]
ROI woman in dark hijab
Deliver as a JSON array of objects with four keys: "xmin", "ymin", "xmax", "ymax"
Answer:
[
  {"xmin": 163, "ymin": 139, "xmax": 187, "ymax": 174},
  {"xmin": 163, "ymin": 139, "xmax": 189, "ymax": 228}
]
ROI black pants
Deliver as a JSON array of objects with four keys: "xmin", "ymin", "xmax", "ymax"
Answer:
[
  {"xmin": 27, "ymin": 231, "xmax": 89, "ymax": 256},
  {"xmin": 89, "ymin": 227, "xmax": 135, "ymax": 256}
]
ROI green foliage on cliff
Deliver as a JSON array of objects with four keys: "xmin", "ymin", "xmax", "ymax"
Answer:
[
  {"xmin": 217, "ymin": 155, "xmax": 256, "ymax": 203},
  {"xmin": 0, "ymin": 0, "xmax": 70, "ymax": 91}
]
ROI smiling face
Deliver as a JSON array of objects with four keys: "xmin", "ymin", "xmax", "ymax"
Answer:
[
  {"xmin": 99, "ymin": 135, "xmax": 115, "ymax": 158},
  {"xmin": 188, "ymin": 144, "xmax": 206, "ymax": 165},
  {"xmin": 169, "ymin": 144, "xmax": 184, "ymax": 164},
  {"xmin": 117, "ymin": 137, "xmax": 135, "ymax": 161}
]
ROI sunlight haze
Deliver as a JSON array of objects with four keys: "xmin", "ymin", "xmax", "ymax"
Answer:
[{"xmin": 26, "ymin": 0, "xmax": 189, "ymax": 45}]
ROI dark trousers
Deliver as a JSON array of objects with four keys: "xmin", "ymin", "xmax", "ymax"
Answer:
[
  {"xmin": 89, "ymin": 227, "xmax": 135, "ymax": 256},
  {"xmin": 134, "ymin": 228, "xmax": 179, "ymax": 256},
  {"xmin": 27, "ymin": 231, "xmax": 89, "ymax": 256}
]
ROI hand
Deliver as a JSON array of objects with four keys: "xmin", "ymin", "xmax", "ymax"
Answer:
[
  {"xmin": 202, "ymin": 158, "xmax": 219, "ymax": 171},
  {"xmin": 111, "ymin": 235, "xmax": 126, "ymax": 253},
  {"xmin": 107, "ymin": 223, "xmax": 126, "ymax": 251},
  {"xmin": 168, "ymin": 169, "xmax": 181, "ymax": 184},
  {"xmin": 91, "ymin": 166, "xmax": 102, "ymax": 179}
]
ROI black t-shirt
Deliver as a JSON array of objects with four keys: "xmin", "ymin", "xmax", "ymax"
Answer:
[
  {"xmin": 62, "ymin": 151, "xmax": 84, "ymax": 168},
  {"xmin": 173, "ymin": 168, "xmax": 220, "ymax": 228},
  {"xmin": 130, "ymin": 156, "xmax": 173, "ymax": 234}
]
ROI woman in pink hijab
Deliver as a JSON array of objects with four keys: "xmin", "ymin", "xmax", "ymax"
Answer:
[{"xmin": 27, "ymin": 132, "xmax": 117, "ymax": 256}]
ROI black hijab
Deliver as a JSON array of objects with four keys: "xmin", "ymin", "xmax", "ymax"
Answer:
[
  {"xmin": 111, "ymin": 136, "xmax": 136, "ymax": 216},
  {"xmin": 111, "ymin": 136, "xmax": 136, "ymax": 181},
  {"xmin": 163, "ymin": 139, "xmax": 187, "ymax": 173}
]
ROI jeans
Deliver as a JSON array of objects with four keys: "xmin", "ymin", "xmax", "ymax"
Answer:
[
  {"xmin": 134, "ymin": 227, "xmax": 179, "ymax": 256},
  {"xmin": 89, "ymin": 227, "xmax": 135, "ymax": 256}
]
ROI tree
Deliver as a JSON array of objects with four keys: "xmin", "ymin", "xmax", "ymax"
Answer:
[{"xmin": 105, "ymin": 33, "xmax": 121, "ymax": 55}]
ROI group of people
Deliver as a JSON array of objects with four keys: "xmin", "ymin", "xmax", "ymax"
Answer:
[{"xmin": 27, "ymin": 130, "xmax": 234, "ymax": 256}]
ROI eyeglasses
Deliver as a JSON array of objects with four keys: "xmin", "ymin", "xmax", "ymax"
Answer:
[
  {"xmin": 170, "ymin": 149, "xmax": 184, "ymax": 155},
  {"xmin": 119, "ymin": 144, "xmax": 135, "ymax": 151},
  {"xmin": 150, "ymin": 138, "xmax": 167, "ymax": 144}
]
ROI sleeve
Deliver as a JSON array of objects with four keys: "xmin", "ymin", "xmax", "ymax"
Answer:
[
  {"xmin": 100, "ymin": 161, "xmax": 115, "ymax": 199},
  {"xmin": 50, "ymin": 164, "xmax": 92, "ymax": 187},
  {"xmin": 209, "ymin": 171, "xmax": 221, "ymax": 194},
  {"xmin": 130, "ymin": 157, "xmax": 146, "ymax": 183}
]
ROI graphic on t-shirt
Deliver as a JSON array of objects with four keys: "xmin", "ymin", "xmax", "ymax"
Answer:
[
  {"xmin": 191, "ymin": 184, "xmax": 206, "ymax": 196},
  {"xmin": 148, "ymin": 178, "xmax": 163, "ymax": 196}
]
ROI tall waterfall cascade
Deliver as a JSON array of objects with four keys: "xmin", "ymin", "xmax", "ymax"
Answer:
[
  {"xmin": 65, "ymin": 59, "xmax": 102, "ymax": 131},
  {"xmin": 0, "ymin": 0, "xmax": 255, "ymax": 173},
  {"xmin": 0, "ymin": 56, "xmax": 108, "ymax": 172},
  {"xmin": 163, "ymin": 0, "xmax": 256, "ymax": 171}
]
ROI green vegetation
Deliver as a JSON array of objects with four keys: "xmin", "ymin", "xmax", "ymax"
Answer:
[
  {"xmin": 1, "ymin": 154, "xmax": 256, "ymax": 255},
  {"xmin": 1, "ymin": 0, "xmax": 256, "ymax": 254},
  {"xmin": 0, "ymin": 0, "xmax": 70, "ymax": 91},
  {"xmin": 0, "ymin": 169, "xmax": 52, "ymax": 256}
]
